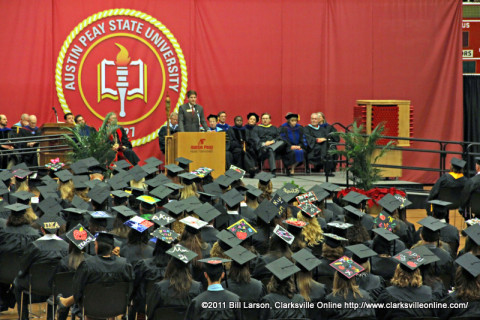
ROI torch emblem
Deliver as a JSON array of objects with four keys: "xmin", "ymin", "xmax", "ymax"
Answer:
[{"xmin": 97, "ymin": 43, "xmax": 147, "ymax": 117}]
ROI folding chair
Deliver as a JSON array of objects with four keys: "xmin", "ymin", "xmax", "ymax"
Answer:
[
  {"xmin": 438, "ymin": 187, "xmax": 464, "ymax": 226},
  {"xmin": 82, "ymin": 281, "xmax": 131, "ymax": 320},
  {"xmin": 46, "ymin": 271, "xmax": 75, "ymax": 320},
  {"xmin": 0, "ymin": 252, "xmax": 23, "ymax": 284}
]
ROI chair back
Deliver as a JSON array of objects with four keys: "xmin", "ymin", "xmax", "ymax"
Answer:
[
  {"xmin": 469, "ymin": 190, "xmax": 480, "ymax": 215},
  {"xmin": 0, "ymin": 252, "xmax": 22, "ymax": 284},
  {"xmin": 29, "ymin": 262, "xmax": 58, "ymax": 296},
  {"xmin": 83, "ymin": 281, "xmax": 131, "ymax": 319},
  {"xmin": 153, "ymin": 306, "xmax": 186, "ymax": 320},
  {"xmin": 52, "ymin": 271, "xmax": 75, "ymax": 297},
  {"xmin": 438, "ymin": 187, "xmax": 464, "ymax": 209}
]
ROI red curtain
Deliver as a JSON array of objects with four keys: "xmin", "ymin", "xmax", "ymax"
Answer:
[{"xmin": 0, "ymin": 0, "xmax": 462, "ymax": 183}]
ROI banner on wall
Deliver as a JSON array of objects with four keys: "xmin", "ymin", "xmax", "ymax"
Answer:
[{"xmin": 56, "ymin": 9, "xmax": 187, "ymax": 147}]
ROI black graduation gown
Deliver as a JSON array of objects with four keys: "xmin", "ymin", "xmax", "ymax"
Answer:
[
  {"xmin": 72, "ymin": 255, "xmax": 133, "ymax": 303},
  {"xmin": 461, "ymin": 173, "xmax": 480, "ymax": 207},
  {"xmin": 326, "ymin": 201, "xmax": 344, "ymax": 221},
  {"xmin": 355, "ymin": 272, "xmax": 386, "ymax": 299},
  {"xmin": 376, "ymin": 285, "xmax": 436, "ymax": 320},
  {"xmin": 305, "ymin": 280, "xmax": 329, "ymax": 320},
  {"xmin": 423, "ymin": 244, "xmax": 454, "ymax": 287},
  {"xmin": 158, "ymin": 124, "xmax": 179, "ymax": 154},
  {"xmin": 16, "ymin": 126, "xmax": 40, "ymax": 167},
  {"xmin": 200, "ymin": 227, "xmax": 219, "ymax": 247},
  {"xmin": 259, "ymin": 293, "xmax": 307, "ymax": 320},
  {"xmin": 243, "ymin": 125, "xmax": 260, "ymax": 169},
  {"xmin": 119, "ymin": 243, "xmax": 154, "ymax": 264},
  {"xmin": 314, "ymin": 257, "xmax": 336, "ymax": 279},
  {"xmin": 371, "ymin": 256, "xmax": 399, "ymax": 282},
  {"xmin": 184, "ymin": 289, "xmax": 242, "ymax": 320},
  {"xmin": 0, "ymin": 224, "xmax": 40, "ymax": 256},
  {"xmin": 321, "ymin": 289, "xmax": 376, "ymax": 320},
  {"xmin": 0, "ymin": 127, "xmax": 13, "ymax": 169},
  {"xmin": 253, "ymin": 125, "xmax": 284, "ymax": 168},
  {"xmin": 131, "ymin": 255, "xmax": 169, "ymax": 314},
  {"xmin": 251, "ymin": 252, "xmax": 282, "ymax": 281},
  {"xmin": 428, "ymin": 172, "xmax": 467, "ymax": 201},
  {"xmin": 109, "ymin": 127, "xmax": 140, "ymax": 166},
  {"xmin": 304, "ymin": 124, "xmax": 339, "ymax": 170},
  {"xmin": 227, "ymin": 126, "xmax": 253, "ymax": 171},
  {"xmin": 441, "ymin": 292, "xmax": 480, "ymax": 320},
  {"xmin": 221, "ymin": 278, "xmax": 265, "ymax": 303},
  {"xmin": 146, "ymin": 278, "xmax": 203, "ymax": 319}
]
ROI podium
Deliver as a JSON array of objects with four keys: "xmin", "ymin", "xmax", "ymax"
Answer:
[
  {"xmin": 171, "ymin": 132, "xmax": 226, "ymax": 178},
  {"xmin": 39, "ymin": 123, "xmax": 74, "ymax": 166}
]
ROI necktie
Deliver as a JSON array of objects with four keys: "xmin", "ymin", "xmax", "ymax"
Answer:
[{"xmin": 191, "ymin": 105, "xmax": 195, "ymax": 115}]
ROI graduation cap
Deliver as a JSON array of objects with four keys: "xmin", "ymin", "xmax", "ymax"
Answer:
[
  {"xmin": 412, "ymin": 245, "xmax": 440, "ymax": 266},
  {"xmin": 327, "ymin": 221, "xmax": 354, "ymax": 235},
  {"xmin": 54, "ymin": 169, "xmax": 73, "ymax": 183},
  {"xmin": 11, "ymin": 190, "xmax": 35, "ymax": 204},
  {"xmin": 393, "ymin": 249, "xmax": 425, "ymax": 271},
  {"xmin": 163, "ymin": 200, "xmax": 187, "ymax": 216},
  {"xmin": 224, "ymin": 245, "xmax": 256, "ymax": 265},
  {"xmin": 181, "ymin": 196, "xmax": 202, "ymax": 211},
  {"xmin": 145, "ymin": 175, "xmax": 170, "ymax": 189},
  {"xmin": 108, "ymin": 174, "xmax": 129, "ymax": 191},
  {"xmin": 167, "ymin": 244, "xmax": 198, "ymax": 264},
  {"xmin": 451, "ymin": 157, "xmax": 466, "ymax": 169},
  {"xmin": 151, "ymin": 211, "xmax": 175, "ymax": 226},
  {"xmin": 292, "ymin": 248, "xmax": 321, "ymax": 272},
  {"xmin": 72, "ymin": 175, "xmax": 89, "ymax": 190},
  {"xmin": 175, "ymin": 157, "xmax": 192, "ymax": 170},
  {"xmin": 38, "ymin": 197, "xmax": 63, "ymax": 215},
  {"xmin": 151, "ymin": 227, "xmax": 178, "ymax": 244},
  {"xmin": 330, "ymin": 256, "xmax": 365, "ymax": 279},
  {"xmin": 88, "ymin": 185, "xmax": 111, "ymax": 205},
  {"xmin": 180, "ymin": 216, "xmax": 208, "ymax": 234},
  {"xmin": 427, "ymin": 199, "xmax": 452, "ymax": 218},
  {"xmin": 255, "ymin": 200, "xmax": 279, "ymax": 224},
  {"xmin": 128, "ymin": 186, "xmax": 146, "ymax": 198},
  {"xmin": 307, "ymin": 186, "xmax": 330, "ymax": 203},
  {"xmin": 235, "ymin": 185, "xmax": 249, "ymax": 196},
  {"xmin": 464, "ymin": 224, "xmax": 480, "ymax": 245},
  {"xmin": 12, "ymin": 168, "xmax": 32, "ymax": 180},
  {"xmin": 284, "ymin": 218, "xmax": 308, "ymax": 235},
  {"xmin": 377, "ymin": 194, "xmax": 402, "ymax": 213},
  {"xmin": 198, "ymin": 191, "xmax": 218, "ymax": 203},
  {"xmin": 215, "ymin": 175, "xmax": 235, "ymax": 189},
  {"xmin": 65, "ymin": 224, "xmax": 95, "ymax": 250},
  {"xmin": 11, "ymin": 162, "xmax": 29, "ymax": 171},
  {"xmin": 112, "ymin": 160, "xmax": 131, "ymax": 171},
  {"xmin": 37, "ymin": 214, "xmax": 65, "ymax": 233},
  {"xmin": 111, "ymin": 190, "xmax": 131, "ymax": 204},
  {"xmin": 124, "ymin": 216, "xmax": 154, "ymax": 233},
  {"xmin": 255, "ymin": 171, "xmax": 274, "ymax": 185},
  {"xmin": 145, "ymin": 156, "xmax": 163, "ymax": 167},
  {"xmin": 276, "ymin": 184, "xmax": 300, "ymax": 202},
  {"xmin": 342, "ymin": 191, "xmax": 370, "ymax": 206},
  {"xmin": 191, "ymin": 167, "xmax": 214, "ymax": 179},
  {"xmin": 164, "ymin": 182, "xmax": 184, "ymax": 191},
  {"xmin": 319, "ymin": 182, "xmax": 339, "ymax": 194},
  {"xmin": 95, "ymin": 232, "xmax": 115, "ymax": 246},
  {"xmin": 165, "ymin": 164, "xmax": 183, "ymax": 176},
  {"xmin": 216, "ymin": 229, "xmax": 242, "ymax": 250},
  {"xmin": 129, "ymin": 165, "xmax": 147, "ymax": 182},
  {"xmin": 273, "ymin": 224, "xmax": 294, "ymax": 245},
  {"xmin": 323, "ymin": 233, "xmax": 347, "ymax": 248},
  {"xmin": 346, "ymin": 244, "xmax": 377, "ymax": 264},
  {"xmin": 297, "ymin": 202, "xmax": 320, "ymax": 218},
  {"xmin": 271, "ymin": 194, "xmax": 288, "ymax": 216},
  {"xmin": 70, "ymin": 160, "xmax": 89, "ymax": 175},
  {"xmin": 199, "ymin": 257, "xmax": 231, "ymax": 277},
  {"xmin": 221, "ymin": 189, "xmax": 244, "ymax": 208},
  {"xmin": 245, "ymin": 185, "xmax": 262, "ymax": 198},
  {"xmin": 137, "ymin": 195, "xmax": 160, "ymax": 210},
  {"xmin": 83, "ymin": 157, "xmax": 100, "ymax": 168},
  {"xmin": 112, "ymin": 205, "xmax": 137, "ymax": 218},
  {"xmin": 418, "ymin": 216, "xmax": 447, "ymax": 233},
  {"xmin": 374, "ymin": 212, "xmax": 397, "ymax": 232},
  {"xmin": 178, "ymin": 172, "xmax": 197, "ymax": 185},
  {"xmin": 344, "ymin": 205, "xmax": 365, "ymax": 220},
  {"xmin": 0, "ymin": 186, "xmax": 9, "ymax": 197},
  {"xmin": 72, "ymin": 195, "xmax": 89, "ymax": 210},
  {"xmin": 5, "ymin": 203, "xmax": 30, "ymax": 216},
  {"xmin": 456, "ymin": 252, "xmax": 480, "ymax": 278},
  {"xmin": 142, "ymin": 164, "xmax": 159, "ymax": 176},
  {"xmin": 394, "ymin": 194, "xmax": 413, "ymax": 209},
  {"xmin": 89, "ymin": 211, "xmax": 113, "ymax": 219},
  {"xmin": 372, "ymin": 227, "xmax": 399, "ymax": 242},
  {"xmin": 296, "ymin": 191, "xmax": 318, "ymax": 204},
  {"xmin": 266, "ymin": 257, "xmax": 301, "ymax": 281},
  {"xmin": 84, "ymin": 179, "xmax": 101, "ymax": 189},
  {"xmin": 225, "ymin": 168, "xmax": 243, "ymax": 181},
  {"xmin": 0, "ymin": 170, "xmax": 13, "ymax": 184},
  {"xmin": 227, "ymin": 218, "xmax": 257, "ymax": 241},
  {"xmin": 202, "ymin": 182, "xmax": 223, "ymax": 197},
  {"xmin": 63, "ymin": 207, "xmax": 87, "ymax": 217},
  {"xmin": 150, "ymin": 186, "xmax": 174, "ymax": 200},
  {"xmin": 195, "ymin": 203, "xmax": 221, "ymax": 223}
]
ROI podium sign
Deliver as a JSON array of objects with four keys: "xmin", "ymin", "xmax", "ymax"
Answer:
[{"xmin": 173, "ymin": 132, "xmax": 226, "ymax": 178}]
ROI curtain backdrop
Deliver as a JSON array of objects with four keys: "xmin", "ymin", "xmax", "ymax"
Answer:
[{"xmin": 0, "ymin": 0, "xmax": 462, "ymax": 183}]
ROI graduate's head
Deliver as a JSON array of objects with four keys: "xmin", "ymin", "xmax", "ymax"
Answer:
[
  {"xmin": 201, "ymin": 258, "xmax": 229, "ymax": 284},
  {"xmin": 95, "ymin": 232, "xmax": 114, "ymax": 256}
]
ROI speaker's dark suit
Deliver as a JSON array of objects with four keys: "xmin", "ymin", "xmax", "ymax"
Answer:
[{"xmin": 178, "ymin": 103, "xmax": 209, "ymax": 132}]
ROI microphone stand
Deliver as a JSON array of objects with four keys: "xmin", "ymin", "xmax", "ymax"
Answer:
[{"xmin": 52, "ymin": 107, "xmax": 59, "ymax": 123}]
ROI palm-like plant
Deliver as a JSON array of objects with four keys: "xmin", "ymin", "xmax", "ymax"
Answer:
[
  {"xmin": 329, "ymin": 121, "xmax": 394, "ymax": 190},
  {"xmin": 62, "ymin": 113, "xmax": 119, "ymax": 166}
]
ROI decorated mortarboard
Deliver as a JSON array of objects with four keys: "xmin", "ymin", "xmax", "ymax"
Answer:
[
  {"xmin": 175, "ymin": 157, "xmax": 192, "ymax": 168},
  {"xmin": 129, "ymin": 165, "xmax": 147, "ymax": 181},
  {"xmin": 72, "ymin": 195, "xmax": 89, "ymax": 210},
  {"xmin": 296, "ymin": 191, "xmax": 318, "ymax": 204},
  {"xmin": 151, "ymin": 227, "xmax": 178, "ymax": 244},
  {"xmin": 191, "ymin": 167, "xmax": 214, "ymax": 178},
  {"xmin": 178, "ymin": 172, "xmax": 198, "ymax": 185},
  {"xmin": 37, "ymin": 214, "xmax": 65, "ymax": 233},
  {"xmin": 266, "ymin": 257, "xmax": 301, "ymax": 281},
  {"xmin": 451, "ymin": 157, "xmax": 466, "ymax": 169},
  {"xmin": 418, "ymin": 216, "xmax": 447, "ymax": 232},
  {"xmin": 11, "ymin": 190, "xmax": 35, "ymax": 202},
  {"xmin": 151, "ymin": 211, "xmax": 175, "ymax": 226},
  {"xmin": 95, "ymin": 232, "xmax": 115, "ymax": 245},
  {"xmin": 271, "ymin": 194, "xmax": 288, "ymax": 216},
  {"xmin": 163, "ymin": 200, "xmax": 187, "ymax": 216},
  {"xmin": 5, "ymin": 203, "xmax": 30, "ymax": 216},
  {"xmin": 12, "ymin": 168, "xmax": 32, "ymax": 180},
  {"xmin": 292, "ymin": 248, "xmax": 322, "ymax": 271},
  {"xmin": 394, "ymin": 194, "xmax": 413, "ymax": 209},
  {"xmin": 180, "ymin": 216, "xmax": 208, "ymax": 234},
  {"xmin": 124, "ymin": 216, "xmax": 154, "ymax": 232},
  {"xmin": 224, "ymin": 245, "xmax": 256, "ymax": 265},
  {"xmin": 374, "ymin": 212, "xmax": 397, "ymax": 232},
  {"xmin": 216, "ymin": 229, "xmax": 242, "ymax": 249},
  {"xmin": 70, "ymin": 160, "xmax": 89, "ymax": 175},
  {"xmin": 88, "ymin": 185, "xmax": 111, "ymax": 204},
  {"xmin": 327, "ymin": 221, "xmax": 354, "ymax": 231},
  {"xmin": 54, "ymin": 169, "xmax": 73, "ymax": 183},
  {"xmin": 372, "ymin": 227, "xmax": 399, "ymax": 241},
  {"xmin": 330, "ymin": 256, "xmax": 365, "ymax": 279},
  {"xmin": 66, "ymin": 224, "xmax": 95, "ymax": 249},
  {"xmin": 164, "ymin": 164, "xmax": 183, "ymax": 175},
  {"xmin": 377, "ymin": 194, "xmax": 402, "ymax": 213},
  {"xmin": 215, "ymin": 175, "xmax": 235, "ymax": 189},
  {"xmin": 167, "ymin": 244, "xmax": 198, "ymax": 264},
  {"xmin": 466, "ymin": 218, "xmax": 480, "ymax": 226},
  {"xmin": 89, "ymin": 211, "xmax": 113, "ymax": 219},
  {"xmin": 202, "ymin": 182, "xmax": 223, "ymax": 197},
  {"xmin": 323, "ymin": 233, "xmax": 347, "ymax": 248},
  {"xmin": 227, "ymin": 218, "xmax": 257, "ymax": 241},
  {"xmin": 393, "ymin": 248, "xmax": 425, "ymax": 271},
  {"xmin": 456, "ymin": 252, "xmax": 480, "ymax": 278},
  {"xmin": 112, "ymin": 205, "xmax": 137, "ymax": 218},
  {"xmin": 346, "ymin": 244, "xmax": 377, "ymax": 264},
  {"xmin": 255, "ymin": 171, "xmax": 274, "ymax": 185},
  {"xmin": 276, "ymin": 183, "xmax": 300, "ymax": 202},
  {"xmin": 319, "ymin": 182, "xmax": 339, "ymax": 193},
  {"xmin": 111, "ymin": 190, "xmax": 131, "ymax": 203},
  {"xmin": 245, "ymin": 185, "xmax": 262, "ymax": 198},
  {"xmin": 72, "ymin": 175, "xmax": 89, "ymax": 189},
  {"xmin": 308, "ymin": 186, "xmax": 330, "ymax": 202},
  {"xmin": 464, "ymin": 224, "xmax": 480, "ymax": 245},
  {"xmin": 164, "ymin": 182, "xmax": 184, "ymax": 191},
  {"xmin": 225, "ymin": 168, "xmax": 244, "ymax": 181},
  {"xmin": 145, "ymin": 156, "xmax": 163, "ymax": 167},
  {"xmin": 297, "ymin": 202, "xmax": 320, "ymax": 218},
  {"xmin": 255, "ymin": 200, "xmax": 279, "ymax": 224},
  {"xmin": 273, "ymin": 224, "xmax": 295, "ymax": 245},
  {"xmin": 342, "ymin": 191, "xmax": 370, "ymax": 206},
  {"xmin": 343, "ymin": 205, "xmax": 365, "ymax": 220},
  {"xmin": 284, "ymin": 218, "xmax": 308, "ymax": 233},
  {"xmin": 195, "ymin": 203, "xmax": 222, "ymax": 222},
  {"xmin": 44, "ymin": 159, "xmax": 65, "ymax": 172},
  {"xmin": 412, "ymin": 245, "xmax": 440, "ymax": 266},
  {"xmin": 38, "ymin": 197, "xmax": 63, "ymax": 215},
  {"xmin": 137, "ymin": 195, "xmax": 160, "ymax": 210},
  {"xmin": 221, "ymin": 188, "xmax": 244, "ymax": 208},
  {"xmin": 145, "ymin": 175, "xmax": 170, "ymax": 189},
  {"xmin": 150, "ymin": 186, "xmax": 175, "ymax": 200}
]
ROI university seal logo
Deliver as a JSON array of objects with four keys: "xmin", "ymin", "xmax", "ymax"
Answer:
[{"xmin": 56, "ymin": 9, "xmax": 188, "ymax": 146}]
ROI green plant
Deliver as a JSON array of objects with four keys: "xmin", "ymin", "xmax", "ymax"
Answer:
[
  {"xmin": 329, "ymin": 121, "xmax": 394, "ymax": 190},
  {"xmin": 62, "ymin": 113, "xmax": 119, "ymax": 167}
]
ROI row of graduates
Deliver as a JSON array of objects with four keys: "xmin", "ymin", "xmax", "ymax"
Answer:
[{"xmin": 0, "ymin": 157, "xmax": 479, "ymax": 319}]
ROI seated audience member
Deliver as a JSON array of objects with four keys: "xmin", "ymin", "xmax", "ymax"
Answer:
[
  {"xmin": 259, "ymin": 257, "xmax": 308, "ymax": 320},
  {"xmin": 106, "ymin": 112, "xmax": 140, "ymax": 166},
  {"xmin": 216, "ymin": 111, "xmax": 230, "ymax": 132},
  {"xmin": 460, "ymin": 223, "xmax": 480, "ymax": 258},
  {"xmin": 158, "ymin": 112, "xmax": 179, "ymax": 155},
  {"xmin": 254, "ymin": 113, "xmax": 284, "ymax": 177},
  {"xmin": 64, "ymin": 113, "xmax": 75, "ymax": 125},
  {"xmin": 18, "ymin": 115, "xmax": 40, "ymax": 167},
  {"xmin": 0, "ymin": 114, "xmax": 14, "ymax": 169},
  {"xmin": 461, "ymin": 156, "xmax": 480, "ymax": 213},
  {"xmin": 370, "ymin": 228, "xmax": 400, "ymax": 282},
  {"xmin": 74, "ymin": 115, "xmax": 96, "ymax": 136},
  {"xmin": 304, "ymin": 112, "xmax": 339, "ymax": 176},
  {"xmin": 315, "ymin": 233, "xmax": 345, "ymax": 281},
  {"xmin": 120, "ymin": 219, "xmax": 154, "ymax": 265},
  {"xmin": 207, "ymin": 114, "xmax": 218, "ymax": 131},
  {"xmin": 228, "ymin": 116, "xmax": 251, "ymax": 172},
  {"xmin": 321, "ymin": 256, "xmax": 375, "ymax": 320},
  {"xmin": 185, "ymin": 257, "xmax": 242, "ymax": 320},
  {"xmin": 244, "ymin": 113, "xmax": 261, "ymax": 177},
  {"xmin": 279, "ymin": 113, "xmax": 309, "ymax": 176}
]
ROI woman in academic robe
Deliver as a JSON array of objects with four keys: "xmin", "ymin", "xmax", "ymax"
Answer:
[
  {"xmin": 119, "ymin": 223, "xmax": 154, "ymax": 265},
  {"xmin": 314, "ymin": 233, "xmax": 345, "ymax": 282},
  {"xmin": 296, "ymin": 204, "xmax": 325, "ymax": 257},
  {"xmin": 279, "ymin": 113, "xmax": 309, "ymax": 176}
]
